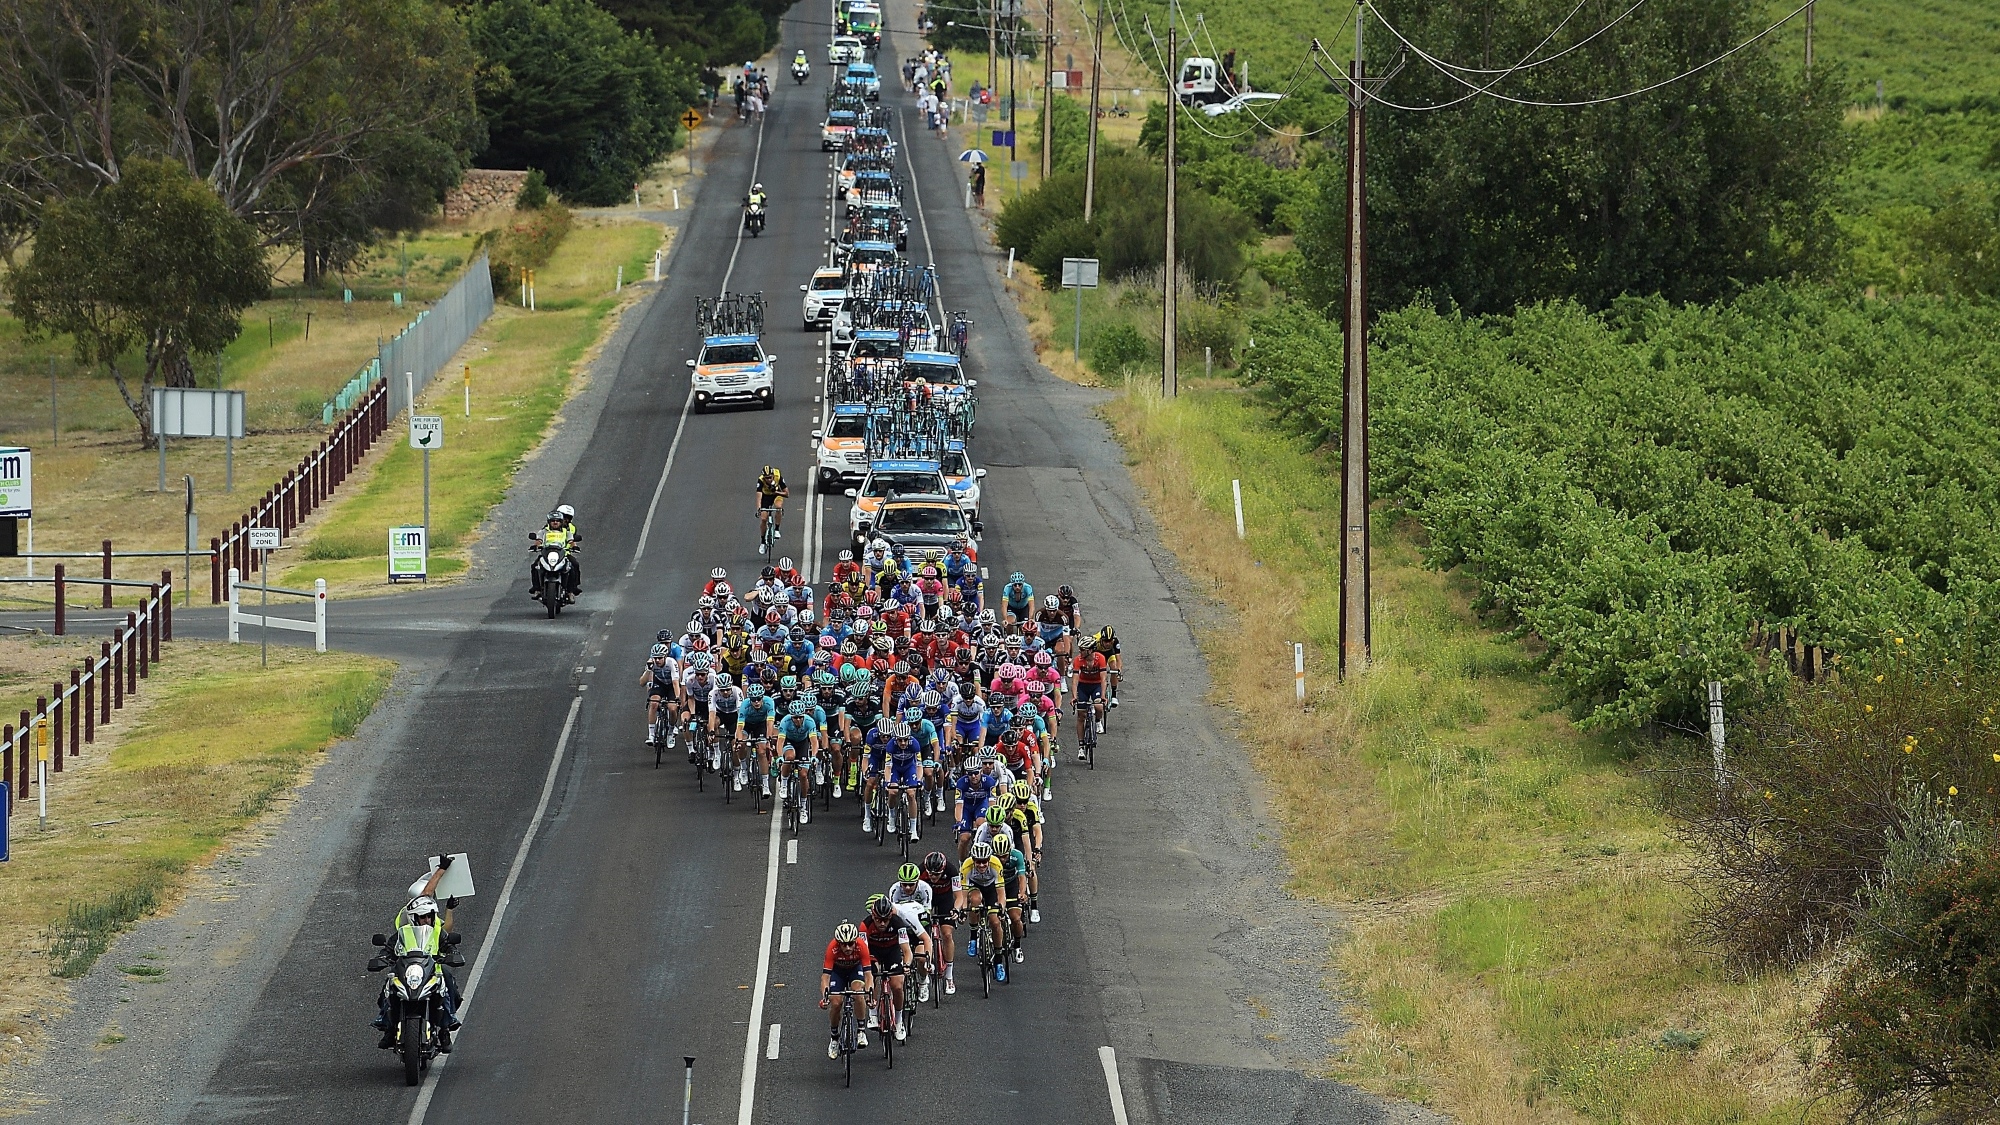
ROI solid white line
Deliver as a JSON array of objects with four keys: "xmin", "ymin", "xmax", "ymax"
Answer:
[
  {"xmin": 1099, "ymin": 1046, "xmax": 1133, "ymax": 1125},
  {"xmin": 409, "ymin": 695, "xmax": 584, "ymax": 1124},
  {"xmin": 800, "ymin": 475, "xmax": 819, "ymax": 584},
  {"xmin": 630, "ymin": 107, "xmax": 773, "ymax": 569},
  {"xmin": 780, "ymin": 925, "xmax": 792, "ymax": 953},
  {"xmin": 766, "ymin": 1023, "xmax": 782, "ymax": 1060},
  {"xmin": 894, "ymin": 109, "xmax": 945, "ymax": 307},
  {"xmin": 736, "ymin": 790, "xmax": 783, "ymax": 1125}
]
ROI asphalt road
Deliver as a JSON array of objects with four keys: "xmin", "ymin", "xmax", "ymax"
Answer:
[{"xmin": 6, "ymin": 4, "xmax": 1415, "ymax": 1123}]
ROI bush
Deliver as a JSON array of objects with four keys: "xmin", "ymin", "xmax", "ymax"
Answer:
[
  {"xmin": 1660, "ymin": 661, "xmax": 2000, "ymax": 965},
  {"xmin": 516, "ymin": 169, "xmax": 551, "ymax": 210},
  {"xmin": 1089, "ymin": 322, "xmax": 1152, "ymax": 377},
  {"xmin": 1817, "ymin": 817, "xmax": 2000, "ymax": 1121},
  {"xmin": 480, "ymin": 202, "xmax": 573, "ymax": 295},
  {"xmin": 996, "ymin": 150, "xmax": 1256, "ymax": 289}
]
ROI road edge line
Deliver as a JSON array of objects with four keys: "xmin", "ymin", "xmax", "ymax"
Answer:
[
  {"xmin": 1099, "ymin": 1045, "xmax": 1133, "ymax": 1125},
  {"xmin": 737, "ymin": 780, "xmax": 785, "ymax": 1124}
]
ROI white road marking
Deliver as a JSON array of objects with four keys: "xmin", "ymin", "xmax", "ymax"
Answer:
[
  {"xmin": 736, "ymin": 781, "xmax": 783, "ymax": 1125},
  {"xmin": 408, "ymin": 695, "xmax": 584, "ymax": 1123},
  {"xmin": 766, "ymin": 1023, "xmax": 782, "ymax": 1060},
  {"xmin": 780, "ymin": 925, "xmax": 791, "ymax": 953},
  {"xmin": 894, "ymin": 110, "xmax": 945, "ymax": 307},
  {"xmin": 786, "ymin": 837, "xmax": 798, "ymax": 864},
  {"xmin": 1100, "ymin": 1046, "xmax": 1133, "ymax": 1125}
]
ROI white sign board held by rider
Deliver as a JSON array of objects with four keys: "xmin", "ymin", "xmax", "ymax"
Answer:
[
  {"xmin": 408, "ymin": 853, "xmax": 476, "ymax": 899},
  {"xmin": 388, "ymin": 525, "xmax": 428, "ymax": 582}
]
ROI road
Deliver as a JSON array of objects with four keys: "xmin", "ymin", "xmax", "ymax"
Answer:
[{"xmin": 7, "ymin": 4, "xmax": 1402, "ymax": 1123}]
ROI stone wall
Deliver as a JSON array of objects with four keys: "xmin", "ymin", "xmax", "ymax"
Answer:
[{"xmin": 444, "ymin": 169, "xmax": 530, "ymax": 221}]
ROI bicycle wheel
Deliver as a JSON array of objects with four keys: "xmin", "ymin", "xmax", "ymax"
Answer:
[
  {"xmin": 722, "ymin": 743, "xmax": 735, "ymax": 805},
  {"xmin": 841, "ymin": 1005, "xmax": 855, "ymax": 1087}
]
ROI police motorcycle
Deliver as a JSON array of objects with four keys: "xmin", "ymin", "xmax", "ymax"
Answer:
[
  {"xmin": 791, "ymin": 52, "xmax": 811, "ymax": 84},
  {"xmin": 369, "ymin": 903, "xmax": 465, "ymax": 1085},
  {"xmin": 744, "ymin": 187, "xmax": 768, "ymax": 237},
  {"xmin": 528, "ymin": 514, "xmax": 577, "ymax": 617}
]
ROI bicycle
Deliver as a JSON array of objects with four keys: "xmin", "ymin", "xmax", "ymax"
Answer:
[
  {"xmin": 716, "ymin": 730, "xmax": 739, "ymax": 805},
  {"xmin": 829, "ymin": 984, "xmax": 863, "ymax": 1086},
  {"xmin": 1078, "ymin": 701, "xmax": 1099, "ymax": 770},
  {"xmin": 965, "ymin": 906, "xmax": 1003, "ymax": 998},
  {"xmin": 780, "ymin": 760, "xmax": 808, "ymax": 836},
  {"xmin": 651, "ymin": 707, "xmax": 671, "ymax": 769},
  {"xmin": 688, "ymin": 720, "xmax": 710, "ymax": 791},
  {"xmin": 757, "ymin": 505, "xmax": 779, "ymax": 556}
]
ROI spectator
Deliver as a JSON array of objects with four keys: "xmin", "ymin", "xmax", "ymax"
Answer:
[
  {"xmin": 747, "ymin": 89, "xmax": 765, "ymax": 117},
  {"xmin": 970, "ymin": 162, "xmax": 986, "ymax": 206}
]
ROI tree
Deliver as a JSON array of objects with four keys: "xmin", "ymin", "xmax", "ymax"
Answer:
[
  {"xmin": 1296, "ymin": 0, "xmax": 1845, "ymax": 315},
  {"xmin": 0, "ymin": 0, "xmax": 481, "ymax": 266},
  {"xmin": 468, "ymin": 0, "xmax": 696, "ymax": 206},
  {"xmin": 995, "ymin": 149, "xmax": 1256, "ymax": 288},
  {"xmin": 5, "ymin": 159, "xmax": 269, "ymax": 440},
  {"xmin": 596, "ymin": 0, "xmax": 787, "ymax": 67}
]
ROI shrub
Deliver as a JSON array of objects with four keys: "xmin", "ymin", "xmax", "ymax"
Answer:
[
  {"xmin": 480, "ymin": 202, "xmax": 573, "ymax": 295},
  {"xmin": 1089, "ymin": 322, "xmax": 1152, "ymax": 377},
  {"xmin": 1660, "ymin": 660, "xmax": 2000, "ymax": 966},
  {"xmin": 1816, "ymin": 815, "xmax": 2000, "ymax": 1122},
  {"xmin": 516, "ymin": 169, "xmax": 551, "ymax": 210},
  {"xmin": 996, "ymin": 150, "xmax": 1256, "ymax": 289}
]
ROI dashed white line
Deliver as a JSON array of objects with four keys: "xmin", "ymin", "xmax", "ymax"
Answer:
[
  {"xmin": 786, "ymin": 838, "xmax": 798, "ymax": 865},
  {"xmin": 780, "ymin": 925, "xmax": 792, "ymax": 954},
  {"xmin": 766, "ymin": 1023, "xmax": 782, "ymax": 1060}
]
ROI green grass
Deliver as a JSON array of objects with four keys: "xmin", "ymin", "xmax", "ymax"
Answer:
[
  {"xmin": 1765, "ymin": 0, "xmax": 2000, "ymax": 112},
  {"xmin": 1104, "ymin": 385, "xmax": 1830, "ymax": 1122},
  {"xmin": 279, "ymin": 219, "xmax": 663, "ymax": 590}
]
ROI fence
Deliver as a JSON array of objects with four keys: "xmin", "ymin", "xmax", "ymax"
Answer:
[
  {"xmin": 228, "ymin": 568, "xmax": 327, "ymax": 652},
  {"xmin": 384, "ymin": 253, "xmax": 495, "ymax": 419},
  {"xmin": 2, "ymin": 572, "xmax": 172, "ymax": 834}
]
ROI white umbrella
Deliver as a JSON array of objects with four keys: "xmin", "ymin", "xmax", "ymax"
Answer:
[{"xmin": 958, "ymin": 149, "xmax": 988, "ymax": 163}]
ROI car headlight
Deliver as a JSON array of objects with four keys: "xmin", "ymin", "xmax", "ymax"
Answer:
[{"xmin": 404, "ymin": 964, "xmax": 426, "ymax": 989}]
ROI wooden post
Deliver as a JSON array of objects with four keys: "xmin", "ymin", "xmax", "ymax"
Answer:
[
  {"xmin": 54, "ymin": 563, "xmax": 65, "ymax": 635},
  {"xmin": 50, "ymin": 685, "xmax": 62, "ymax": 762},
  {"xmin": 102, "ymin": 642, "xmax": 115, "ymax": 719},
  {"xmin": 41, "ymin": 697, "xmax": 55, "ymax": 773},
  {"xmin": 133, "ymin": 612, "xmax": 146, "ymax": 681},
  {"xmin": 162, "ymin": 569, "xmax": 174, "ymax": 641},
  {"xmin": 68, "ymin": 669, "xmax": 79, "ymax": 754},
  {"xmin": 84, "ymin": 665, "xmax": 94, "ymax": 743},
  {"xmin": 101, "ymin": 539, "xmax": 113, "ymax": 608},
  {"xmin": 149, "ymin": 584, "xmax": 161, "ymax": 662}
]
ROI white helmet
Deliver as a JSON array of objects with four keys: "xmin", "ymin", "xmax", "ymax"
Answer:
[
  {"xmin": 556, "ymin": 504, "xmax": 576, "ymax": 520},
  {"xmin": 650, "ymin": 643, "xmax": 670, "ymax": 659},
  {"xmin": 712, "ymin": 567, "xmax": 727, "ymax": 580},
  {"xmin": 409, "ymin": 895, "xmax": 440, "ymax": 918}
]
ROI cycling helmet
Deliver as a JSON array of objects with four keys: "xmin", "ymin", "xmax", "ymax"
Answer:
[
  {"xmin": 690, "ymin": 634, "xmax": 711, "ymax": 651},
  {"xmin": 816, "ymin": 670, "xmax": 838, "ymax": 686},
  {"xmin": 919, "ymin": 690, "xmax": 941, "ymax": 708},
  {"xmin": 1077, "ymin": 634, "xmax": 1096, "ymax": 651},
  {"xmin": 1011, "ymin": 710, "xmax": 1034, "ymax": 728},
  {"xmin": 977, "ymin": 747, "xmax": 998, "ymax": 763},
  {"xmin": 761, "ymin": 566, "xmax": 777, "ymax": 580},
  {"xmin": 922, "ymin": 851, "xmax": 949, "ymax": 874},
  {"xmin": 716, "ymin": 673, "xmax": 734, "ymax": 687},
  {"xmin": 834, "ymin": 921, "xmax": 859, "ymax": 943},
  {"xmin": 892, "ymin": 722, "xmax": 913, "ymax": 739},
  {"xmin": 875, "ymin": 715, "xmax": 899, "ymax": 734},
  {"xmin": 839, "ymin": 549, "xmax": 854, "ymax": 562},
  {"xmin": 780, "ymin": 675, "xmax": 799, "ymax": 690},
  {"xmin": 897, "ymin": 862, "xmax": 922, "ymax": 883},
  {"xmin": 779, "ymin": 556, "xmax": 795, "ymax": 571},
  {"xmin": 970, "ymin": 842, "xmax": 993, "ymax": 861},
  {"xmin": 788, "ymin": 626, "xmax": 806, "ymax": 640},
  {"xmin": 841, "ymin": 640, "xmax": 860, "ymax": 655},
  {"xmin": 764, "ymin": 609, "xmax": 783, "ymax": 624},
  {"xmin": 657, "ymin": 629, "xmax": 676, "ymax": 643},
  {"xmin": 1008, "ymin": 571, "xmax": 1025, "ymax": 584},
  {"xmin": 991, "ymin": 829, "xmax": 1012, "ymax": 852},
  {"xmin": 1027, "ymin": 680, "xmax": 1049, "ymax": 695},
  {"xmin": 712, "ymin": 567, "xmax": 727, "ymax": 580},
  {"xmin": 1100, "ymin": 625, "xmax": 1116, "ymax": 641},
  {"xmin": 1034, "ymin": 652, "xmax": 1054, "ymax": 667},
  {"xmin": 1010, "ymin": 779, "xmax": 1032, "ymax": 800},
  {"xmin": 866, "ymin": 894, "xmax": 890, "ymax": 918},
  {"xmin": 715, "ymin": 581, "xmax": 733, "ymax": 598},
  {"xmin": 818, "ymin": 635, "xmax": 837, "ymax": 649},
  {"xmin": 691, "ymin": 653, "xmax": 713, "ymax": 672},
  {"xmin": 1044, "ymin": 595, "xmax": 1060, "ymax": 609},
  {"xmin": 650, "ymin": 643, "xmax": 670, "ymax": 659},
  {"xmin": 891, "ymin": 660, "xmax": 910, "ymax": 675},
  {"xmin": 901, "ymin": 706, "xmax": 922, "ymax": 722},
  {"xmin": 747, "ymin": 684, "xmax": 766, "ymax": 700},
  {"xmin": 788, "ymin": 700, "xmax": 808, "ymax": 716},
  {"xmin": 991, "ymin": 794, "xmax": 1014, "ymax": 814}
]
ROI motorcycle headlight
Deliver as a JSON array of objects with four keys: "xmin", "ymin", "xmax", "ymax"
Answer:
[
  {"xmin": 404, "ymin": 964, "xmax": 426, "ymax": 989},
  {"xmin": 544, "ymin": 548, "xmax": 563, "ymax": 568}
]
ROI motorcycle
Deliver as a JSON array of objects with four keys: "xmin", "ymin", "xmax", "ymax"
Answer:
[
  {"xmin": 792, "ymin": 61, "xmax": 810, "ymax": 84},
  {"xmin": 369, "ymin": 932, "xmax": 463, "ymax": 1086},
  {"xmin": 744, "ymin": 199, "xmax": 767, "ymax": 237},
  {"xmin": 529, "ymin": 537, "xmax": 574, "ymax": 617}
]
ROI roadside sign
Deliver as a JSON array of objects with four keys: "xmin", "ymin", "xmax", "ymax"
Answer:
[
  {"xmin": 388, "ymin": 525, "xmax": 428, "ymax": 582},
  {"xmin": 681, "ymin": 108, "xmax": 704, "ymax": 130},
  {"xmin": 0, "ymin": 447, "xmax": 29, "ymax": 518},
  {"xmin": 247, "ymin": 527, "xmax": 281, "ymax": 551},
  {"xmin": 1061, "ymin": 257, "xmax": 1100, "ymax": 288},
  {"xmin": 991, "ymin": 129, "xmax": 1014, "ymax": 148},
  {"xmin": 410, "ymin": 415, "xmax": 444, "ymax": 449}
]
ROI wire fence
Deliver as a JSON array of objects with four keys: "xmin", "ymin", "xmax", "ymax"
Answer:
[{"xmin": 384, "ymin": 254, "xmax": 495, "ymax": 419}]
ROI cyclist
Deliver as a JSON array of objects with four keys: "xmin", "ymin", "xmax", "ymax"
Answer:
[
  {"xmin": 707, "ymin": 672, "xmax": 744, "ymax": 776},
  {"xmin": 755, "ymin": 465, "xmax": 790, "ymax": 545},
  {"xmin": 1001, "ymin": 571, "xmax": 1034, "ymax": 623},
  {"xmin": 959, "ymin": 841, "xmax": 1009, "ymax": 981},
  {"xmin": 682, "ymin": 653, "xmax": 717, "ymax": 764},
  {"xmin": 737, "ymin": 683, "xmax": 780, "ymax": 797},
  {"xmin": 820, "ymin": 921, "xmax": 875, "ymax": 1056},
  {"xmin": 776, "ymin": 700, "xmax": 822, "ymax": 821},
  {"xmin": 887, "ymin": 863, "xmax": 938, "ymax": 1001},
  {"xmin": 953, "ymin": 750, "xmax": 1002, "ymax": 858},
  {"xmin": 860, "ymin": 895, "xmax": 924, "ymax": 1042},
  {"xmin": 1035, "ymin": 594, "xmax": 1072, "ymax": 673},
  {"xmin": 992, "ymin": 828, "xmax": 1029, "ymax": 963},
  {"xmin": 1003, "ymin": 779, "xmax": 1045, "ymax": 922},
  {"xmin": 917, "ymin": 851, "xmax": 960, "ymax": 993},
  {"xmin": 1070, "ymin": 632, "xmax": 1110, "ymax": 757},
  {"xmin": 639, "ymin": 643, "xmax": 681, "ymax": 747},
  {"xmin": 1096, "ymin": 624, "xmax": 1122, "ymax": 707}
]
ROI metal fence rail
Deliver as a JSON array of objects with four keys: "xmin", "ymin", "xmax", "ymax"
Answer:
[{"xmin": 385, "ymin": 253, "xmax": 495, "ymax": 419}]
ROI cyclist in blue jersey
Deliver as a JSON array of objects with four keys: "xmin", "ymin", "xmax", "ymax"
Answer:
[
  {"xmin": 1001, "ymin": 572, "xmax": 1034, "ymax": 623},
  {"xmin": 776, "ymin": 700, "xmax": 823, "ymax": 821},
  {"xmin": 954, "ymin": 750, "xmax": 1002, "ymax": 859},
  {"xmin": 737, "ymin": 684, "xmax": 780, "ymax": 798},
  {"xmin": 884, "ymin": 722, "xmax": 925, "ymax": 841},
  {"xmin": 861, "ymin": 715, "xmax": 896, "ymax": 835}
]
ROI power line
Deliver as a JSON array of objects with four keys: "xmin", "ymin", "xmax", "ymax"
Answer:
[
  {"xmin": 1358, "ymin": 0, "xmax": 1820, "ymax": 111},
  {"xmin": 1411, "ymin": 0, "xmax": 1654, "ymax": 76}
]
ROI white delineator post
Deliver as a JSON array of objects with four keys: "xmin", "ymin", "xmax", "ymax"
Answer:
[
  {"xmin": 1295, "ymin": 643, "xmax": 1307, "ymax": 706},
  {"xmin": 1232, "ymin": 479, "xmax": 1245, "ymax": 540},
  {"xmin": 314, "ymin": 579, "xmax": 327, "ymax": 653},
  {"xmin": 1707, "ymin": 680, "xmax": 1727, "ymax": 789},
  {"xmin": 228, "ymin": 566, "xmax": 241, "ymax": 642}
]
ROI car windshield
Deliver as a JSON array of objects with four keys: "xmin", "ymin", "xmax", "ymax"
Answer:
[
  {"xmin": 829, "ymin": 416, "xmax": 866, "ymax": 438},
  {"xmin": 851, "ymin": 246, "xmax": 893, "ymax": 264},
  {"xmin": 702, "ymin": 344, "xmax": 761, "ymax": 365},
  {"xmin": 877, "ymin": 506, "xmax": 964, "ymax": 533},
  {"xmin": 903, "ymin": 361, "xmax": 960, "ymax": 385},
  {"xmin": 863, "ymin": 473, "xmax": 941, "ymax": 498},
  {"xmin": 853, "ymin": 338, "xmax": 898, "ymax": 359},
  {"xmin": 812, "ymin": 274, "xmax": 844, "ymax": 292},
  {"xmin": 942, "ymin": 451, "xmax": 971, "ymax": 477}
]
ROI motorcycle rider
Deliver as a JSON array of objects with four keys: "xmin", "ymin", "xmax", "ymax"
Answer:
[
  {"xmin": 529, "ymin": 507, "xmax": 582, "ymax": 599},
  {"xmin": 792, "ymin": 49, "xmax": 810, "ymax": 81},
  {"xmin": 744, "ymin": 182, "xmax": 768, "ymax": 231},
  {"xmin": 373, "ymin": 857, "xmax": 463, "ymax": 1051}
]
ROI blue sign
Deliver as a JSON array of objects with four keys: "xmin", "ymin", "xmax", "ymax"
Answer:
[{"xmin": 991, "ymin": 130, "xmax": 1014, "ymax": 148}]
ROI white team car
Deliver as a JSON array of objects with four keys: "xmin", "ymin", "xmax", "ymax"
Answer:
[{"xmin": 828, "ymin": 36, "xmax": 864, "ymax": 64}]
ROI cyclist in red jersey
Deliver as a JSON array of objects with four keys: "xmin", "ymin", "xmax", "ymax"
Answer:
[{"xmin": 820, "ymin": 921, "xmax": 876, "ymax": 1057}]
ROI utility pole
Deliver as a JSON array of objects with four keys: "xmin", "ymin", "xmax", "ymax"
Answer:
[
  {"xmin": 1337, "ymin": 3, "xmax": 1369, "ymax": 676},
  {"xmin": 1803, "ymin": 0, "xmax": 1815, "ymax": 81},
  {"xmin": 1041, "ymin": 0, "xmax": 1055, "ymax": 179},
  {"xmin": 1162, "ymin": 22, "xmax": 1177, "ymax": 399},
  {"xmin": 1007, "ymin": 0, "xmax": 1018, "ymax": 165},
  {"xmin": 988, "ymin": 0, "xmax": 998, "ymax": 98},
  {"xmin": 1083, "ymin": 0, "xmax": 1104, "ymax": 219}
]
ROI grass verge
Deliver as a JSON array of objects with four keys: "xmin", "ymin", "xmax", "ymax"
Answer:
[
  {"xmin": 0, "ymin": 637, "xmax": 391, "ymax": 1066},
  {"xmin": 277, "ymin": 217, "xmax": 666, "ymax": 592},
  {"xmin": 1098, "ymin": 381, "xmax": 1832, "ymax": 1122}
]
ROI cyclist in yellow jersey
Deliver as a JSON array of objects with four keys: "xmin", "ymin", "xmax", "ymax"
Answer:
[
  {"xmin": 959, "ymin": 841, "xmax": 1007, "ymax": 961},
  {"xmin": 1004, "ymin": 779, "xmax": 1044, "ymax": 922},
  {"xmin": 756, "ymin": 466, "xmax": 790, "ymax": 541}
]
